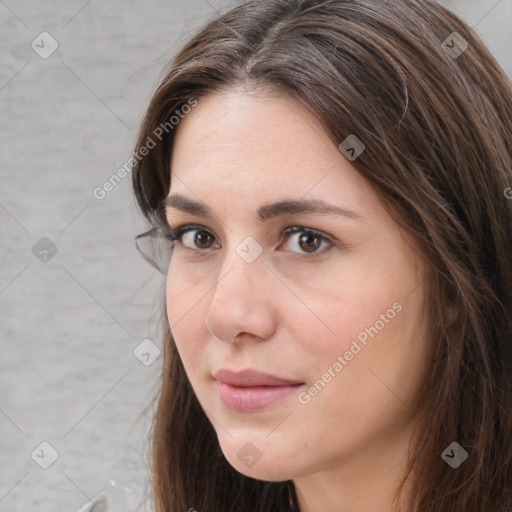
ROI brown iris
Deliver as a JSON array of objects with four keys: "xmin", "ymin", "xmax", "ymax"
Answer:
[{"xmin": 298, "ymin": 232, "xmax": 322, "ymax": 253}]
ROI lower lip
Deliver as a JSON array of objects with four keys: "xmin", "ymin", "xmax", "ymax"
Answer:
[{"xmin": 215, "ymin": 380, "xmax": 303, "ymax": 412}]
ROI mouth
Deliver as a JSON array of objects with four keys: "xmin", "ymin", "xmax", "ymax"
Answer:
[
  {"xmin": 214, "ymin": 381, "xmax": 304, "ymax": 412},
  {"xmin": 212, "ymin": 368, "xmax": 305, "ymax": 412}
]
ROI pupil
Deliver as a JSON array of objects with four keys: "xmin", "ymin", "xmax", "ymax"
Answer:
[
  {"xmin": 300, "ymin": 233, "xmax": 320, "ymax": 252},
  {"xmin": 196, "ymin": 231, "xmax": 212, "ymax": 248}
]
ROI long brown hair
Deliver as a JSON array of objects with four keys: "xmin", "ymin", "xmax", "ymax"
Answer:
[{"xmin": 131, "ymin": 1, "xmax": 512, "ymax": 510}]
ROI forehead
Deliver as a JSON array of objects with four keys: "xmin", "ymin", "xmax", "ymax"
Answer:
[
  {"xmin": 167, "ymin": 89, "xmax": 379, "ymax": 218},
  {"xmin": 173, "ymin": 91, "xmax": 329, "ymax": 165}
]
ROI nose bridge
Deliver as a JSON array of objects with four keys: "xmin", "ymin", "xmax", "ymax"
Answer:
[
  {"xmin": 212, "ymin": 239, "xmax": 266, "ymax": 307},
  {"xmin": 205, "ymin": 239, "xmax": 276, "ymax": 343}
]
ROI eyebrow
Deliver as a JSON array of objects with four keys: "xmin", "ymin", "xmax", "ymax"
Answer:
[{"xmin": 164, "ymin": 194, "xmax": 362, "ymax": 221}]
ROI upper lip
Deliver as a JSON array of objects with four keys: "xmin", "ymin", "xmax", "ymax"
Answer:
[{"xmin": 213, "ymin": 368, "xmax": 303, "ymax": 387}]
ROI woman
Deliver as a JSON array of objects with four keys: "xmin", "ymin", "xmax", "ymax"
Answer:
[{"xmin": 132, "ymin": 0, "xmax": 512, "ymax": 510}]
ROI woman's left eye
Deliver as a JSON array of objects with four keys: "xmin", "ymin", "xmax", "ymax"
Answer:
[
  {"xmin": 169, "ymin": 224, "xmax": 334, "ymax": 255},
  {"xmin": 280, "ymin": 226, "xmax": 334, "ymax": 254}
]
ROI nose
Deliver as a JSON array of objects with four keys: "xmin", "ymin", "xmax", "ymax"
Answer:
[{"xmin": 205, "ymin": 248, "xmax": 277, "ymax": 345}]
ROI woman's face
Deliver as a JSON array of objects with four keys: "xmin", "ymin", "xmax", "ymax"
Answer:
[{"xmin": 165, "ymin": 89, "xmax": 432, "ymax": 483}]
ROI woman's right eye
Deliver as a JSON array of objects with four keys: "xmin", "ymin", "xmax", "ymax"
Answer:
[{"xmin": 172, "ymin": 224, "xmax": 220, "ymax": 250}]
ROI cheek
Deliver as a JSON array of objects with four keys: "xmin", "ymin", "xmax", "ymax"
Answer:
[
  {"xmin": 165, "ymin": 274, "xmax": 207, "ymax": 362},
  {"xmin": 291, "ymin": 276, "xmax": 398, "ymax": 362},
  {"xmin": 283, "ymin": 252, "xmax": 401, "ymax": 345},
  {"xmin": 294, "ymin": 294, "xmax": 428, "ymax": 448},
  {"xmin": 322, "ymin": 291, "xmax": 428, "ymax": 414},
  {"xmin": 297, "ymin": 270, "xmax": 427, "ymax": 396}
]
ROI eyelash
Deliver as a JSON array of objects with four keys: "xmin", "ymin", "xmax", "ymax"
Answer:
[{"xmin": 168, "ymin": 223, "xmax": 335, "ymax": 256}]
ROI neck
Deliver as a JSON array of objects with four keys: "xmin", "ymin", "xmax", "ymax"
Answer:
[{"xmin": 292, "ymin": 419, "xmax": 416, "ymax": 512}]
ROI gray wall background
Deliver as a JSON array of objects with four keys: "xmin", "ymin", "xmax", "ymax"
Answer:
[{"xmin": 0, "ymin": 1, "xmax": 510, "ymax": 511}]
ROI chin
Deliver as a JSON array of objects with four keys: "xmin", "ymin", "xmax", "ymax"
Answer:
[{"xmin": 219, "ymin": 439, "xmax": 296, "ymax": 482}]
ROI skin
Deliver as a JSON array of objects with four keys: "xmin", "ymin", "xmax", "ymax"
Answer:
[{"xmin": 164, "ymin": 87, "xmax": 433, "ymax": 512}]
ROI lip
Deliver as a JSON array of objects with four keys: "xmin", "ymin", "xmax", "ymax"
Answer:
[
  {"xmin": 213, "ymin": 368, "xmax": 304, "ymax": 412},
  {"xmin": 213, "ymin": 368, "xmax": 303, "ymax": 387}
]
